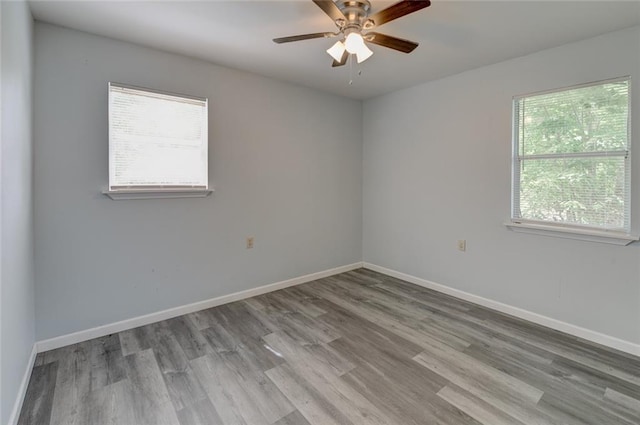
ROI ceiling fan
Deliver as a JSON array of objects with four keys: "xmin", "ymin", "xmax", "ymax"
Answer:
[{"xmin": 273, "ymin": 0, "xmax": 431, "ymax": 67}]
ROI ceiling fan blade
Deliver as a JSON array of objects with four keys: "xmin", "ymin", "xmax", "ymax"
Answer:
[
  {"xmin": 331, "ymin": 50, "xmax": 349, "ymax": 67},
  {"xmin": 368, "ymin": 0, "xmax": 430, "ymax": 27},
  {"xmin": 313, "ymin": 0, "xmax": 347, "ymax": 22},
  {"xmin": 273, "ymin": 32, "xmax": 337, "ymax": 44},
  {"xmin": 365, "ymin": 32, "xmax": 419, "ymax": 53}
]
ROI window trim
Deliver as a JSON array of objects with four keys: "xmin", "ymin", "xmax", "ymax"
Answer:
[
  {"xmin": 102, "ymin": 187, "xmax": 213, "ymax": 201},
  {"xmin": 508, "ymin": 76, "xmax": 634, "ymax": 242},
  {"xmin": 504, "ymin": 221, "xmax": 639, "ymax": 246},
  {"xmin": 106, "ymin": 82, "xmax": 209, "ymax": 199}
]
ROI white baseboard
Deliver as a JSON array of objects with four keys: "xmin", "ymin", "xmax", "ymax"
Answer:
[
  {"xmin": 34, "ymin": 259, "xmax": 638, "ymax": 366},
  {"xmin": 8, "ymin": 344, "xmax": 38, "ymax": 425},
  {"xmin": 37, "ymin": 262, "xmax": 364, "ymax": 352},
  {"xmin": 363, "ymin": 262, "xmax": 640, "ymax": 357}
]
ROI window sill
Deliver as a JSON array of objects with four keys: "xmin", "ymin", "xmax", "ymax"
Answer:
[
  {"xmin": 504, "ymin": 221, "xmax": 639, "ymax": 246},
  {"xmin": 102, "ymin": 188, "xmax": 213, "ymax": 200}
]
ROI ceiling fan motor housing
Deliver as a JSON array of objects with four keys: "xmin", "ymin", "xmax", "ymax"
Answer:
[{"xmin": 336, "ymin": 0, "xmax": 373, "ymax": 32}]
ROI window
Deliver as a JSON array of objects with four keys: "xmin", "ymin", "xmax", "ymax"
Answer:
[
  {"xmin": 511, "ymin": 78, "xmax": 631, "ymax": 236},
  {"xmin": 107, "ymin": 83, "xmax": 209, "ymax": 198}
]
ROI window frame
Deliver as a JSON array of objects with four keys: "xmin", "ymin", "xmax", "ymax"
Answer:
[
  {"xmin": 104, "ymin": 82, "xmax": 212, "ymax": 200},
  {"xmin": 507, "ymin": 77, "xmax": 637, "ymax": 244}
]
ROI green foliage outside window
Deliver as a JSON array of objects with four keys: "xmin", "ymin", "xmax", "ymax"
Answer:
[{"xmin": 515, "ymin": 79, "xmax": 629, "ymax": 230}]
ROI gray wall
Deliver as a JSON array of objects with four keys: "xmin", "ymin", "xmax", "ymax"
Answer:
[
  {"xmin": 31, "ymin": 17, "xmax": 640, "ymax": 350},
  {"xmin": 34, "ymin": 23, "xmax": 363, "ymax": 340},
  {"xmin": 363, "ymin": 26, "xmax": 640, "ymax": 344},
  {"xmin": 1, "ymin": 1, "xmax": 35, "ymax": 423}
]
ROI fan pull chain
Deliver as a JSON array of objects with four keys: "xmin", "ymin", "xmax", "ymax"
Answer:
[{"xmin": 348, "ymin": 55, "xmax": 363, "ymax": 86}]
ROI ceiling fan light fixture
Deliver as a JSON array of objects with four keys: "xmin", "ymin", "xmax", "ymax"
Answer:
[
  {"xmin": 344, "ymin": 32, "xmax": 373, "ymax": 63},
  {"xmin": 344, "ymin": 32, "xmax": 365, "ymax": 54},
  {"xmin": 326, "ymin": 40, "xmax": 346, "ymax": 62},
  {"xmin": 355, "ymin": 43, "xmax": 373, "ymax": 63}
]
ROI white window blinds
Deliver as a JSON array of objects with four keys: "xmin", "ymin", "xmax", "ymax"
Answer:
[
  {"xmin": 108, "ymin": 83, "xmax": 208, "ymax": 190},
  {"xmin": 512, "ymin": 78, "xmax": 630, "ymax": 232}
]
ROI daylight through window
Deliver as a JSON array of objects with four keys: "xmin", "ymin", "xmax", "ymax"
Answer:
[
  {"xmin": 512, "ymin": 78, "xmax": 630, "ymax": 232},
  {"xmin": 108, "ymin": 83, "xmax": 208, "ymax": 190}
]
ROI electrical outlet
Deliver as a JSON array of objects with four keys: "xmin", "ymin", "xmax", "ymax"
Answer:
[
  {"xmin": 457, "ymin": 239, "xmax": 466, "ymax": 252},
  {"xmin": 246, "ymin": 237, "xmax": 254, "ymax": 249}
]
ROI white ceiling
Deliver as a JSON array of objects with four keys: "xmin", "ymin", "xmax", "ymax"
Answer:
[{"xmin": 28, "ymin": 0, "xmax": 640, "ymax": 99}]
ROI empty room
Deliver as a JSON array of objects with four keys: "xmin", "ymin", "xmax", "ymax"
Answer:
[{"xmin": 2, "ymin": 0, "xmax": 640, "ymax": 424}]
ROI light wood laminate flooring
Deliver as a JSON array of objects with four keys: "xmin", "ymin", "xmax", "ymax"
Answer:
[{"xmin": 18, "ymin": 269, "xmax": 640, "ymax": 424}]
